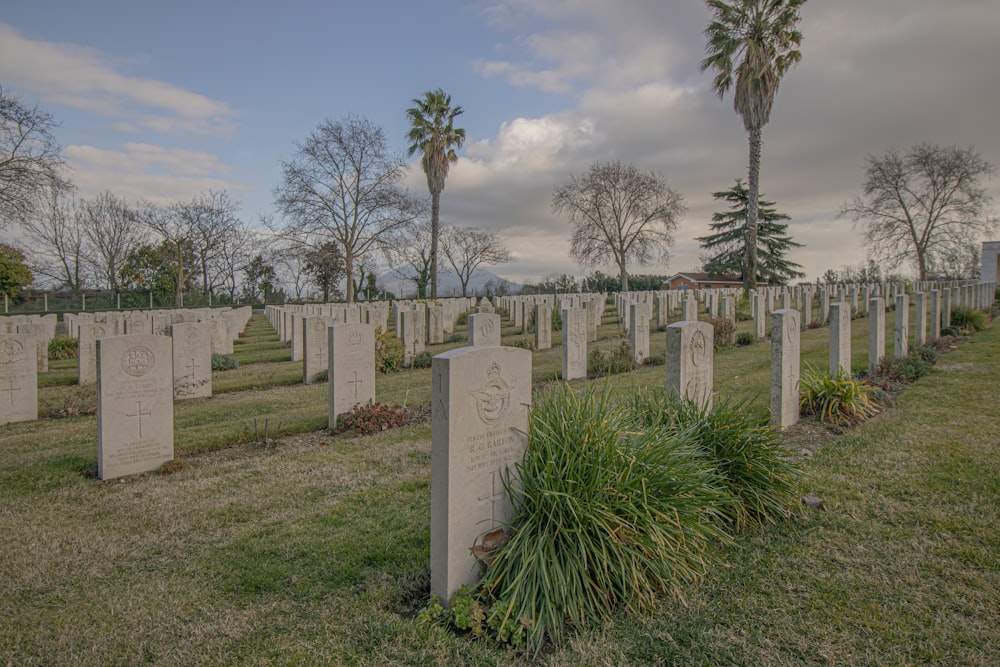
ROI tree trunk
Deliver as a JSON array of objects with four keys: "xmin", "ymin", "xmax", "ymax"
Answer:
[
  {"xmin": 430, "ymin": 190, "xmax": 441, "ymax": 300},
  {"xmin": 345, "ymin": 253, "xmax": 355, "ymax": 303},
  {"xmin": 745, "ymin": 125, "xmax": 762, "ymax": 297},
  {"xmin": 618, "ymin": 256, "xmax": 629, "ymax": 293}
]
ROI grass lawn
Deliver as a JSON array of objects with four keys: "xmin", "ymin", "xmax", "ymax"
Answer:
[{"xmin": 1, "ymin": 305, "xmax": 997, "ymax": 665}]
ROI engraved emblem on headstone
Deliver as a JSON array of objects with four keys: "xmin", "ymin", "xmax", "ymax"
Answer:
[
  {"xmin": 0, "ymin": 338, "xmax": 25, "ymax": 364},
  {"xmin": 184, "ymin": 326, "xmax": 199, "ymax": 345},
  {"xmin": 479, "ymin": 319, "xmax": 495, "ymax": 338},
  {"xmin": 690, "ymin": 330, "xmax": 707, "ymax": 367},
  {"xmin": 470, "ymin": 362, "xmax": 511, "ymax": 426},
  {"xmin": 121, "ymin": 346, "xmax": 156, "ymax": 377},
  {"xmin": 347, "ymin": 331, "xmax": 363, "ymax": 349}
]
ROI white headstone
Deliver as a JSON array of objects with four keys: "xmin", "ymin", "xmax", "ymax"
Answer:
[
  {"xmin": 468, "ymin": 313, "xmax": 501, "ymax": 346},
  {"xmin": 328, "ymin": 323, "xmax": 376, "ymax": 426},
  {"xmin": 829, "ymin": 303, "xmax": 851, "ymax": 376},
  {"xmin": 665, "ymin": 320, "xmax": 713, "ymax": 409},
  {"xmin": 170, "ymin": 322, "xmax": 212, "ymax": 400},
  {"xmin": 430, "ymin": 346, "xmax": 531, "ymax": 601},
  {"xmin": 97, "ymin": 335, "xmax": 174, "ymax": 479},
  {"xmin": 0, "ymin": 334, "xmax": 38, "ymax": 425},
  {"xmin": 561, "ymin": 308, "xmax": 587, "ymax": 381},
  {"xmin": 770, "ymin": 309, "xmax": 800, "ymax": 428}
]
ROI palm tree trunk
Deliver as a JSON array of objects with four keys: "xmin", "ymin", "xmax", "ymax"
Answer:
[
  {"xmin": 345, "ymin": 253, "xmax": 354, "ymax": 304},
  {"xmin": 745, "ymin": 125, "xmax": 762, "ymax": 297},
  {"xmin": 430, "ymin": 190, "xmax": 440, "ymax": 301}
]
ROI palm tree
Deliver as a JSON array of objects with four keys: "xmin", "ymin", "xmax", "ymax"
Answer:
[
  {"xmin": 406, "ymin": 89, "xmax": 465, "ymax": 300},
  {"xmin": 700, "ymin": 0, "xmax": 806, "ymax": 295}
]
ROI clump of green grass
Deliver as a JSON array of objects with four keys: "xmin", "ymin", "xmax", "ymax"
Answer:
[
  {"xmin": 47, "ymin": 335, "xmax": 78, "ymax": 360},
  {"xmin": 626, "ymin": 389, "xmax": 804, "ymax": 531},
  {"xmin": 950, "ymin": 305, "xmax": 988, "ymax": 334},
  {"xmin": 587, "ymin": 339, "xmax": 634, "ymax": 377},
  {"xmin": 800, "ymin": 367, "xmax": 881, "ymax": 426},
  {"xmin": 211, "ymin": 353, "xmax": 240, "ymax": 371},
  {"xmin": 478, "ymin": 385, "xmax": 729, "ymax": 652},
  {"xmin": 375, "ymin": 327, "xmax": 405, "ymax": 373}
]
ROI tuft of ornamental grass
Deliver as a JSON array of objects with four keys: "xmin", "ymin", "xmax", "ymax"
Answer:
[
  {"xmin": 626, "ymin": 389, "xmax": 805, "ymax": 531},
  {"xmin": 481, "ymin": 384, "xmax": 729, "ymax": 652},
  {"xmin": 799, "ymin": 366, "xmax": 881, "ymax": 426},
  {"xmin": 211, "ymin": 353, "xmax": 240, "ymax": 371},
  {"xmin": 950, "ymin": 305, "xmax": 988, "ymax": 334}
]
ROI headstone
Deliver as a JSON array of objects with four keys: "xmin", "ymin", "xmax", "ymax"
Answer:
[
  {"xmin": 630, "ymin": 302, "xmax": 650, "ymax": 365},
  {"xmin": 476, "ymin": 297, "xmax": 494, "ymax": 314},
  {"xmin": 914, "ymin": 292, "xmax": 927, "ymax": 347},
  {"xmin": 829, "ymin": 303, "xmax": 851, "ymax": 376},
  {"xmin": 97, "ymin": 334, "xmax": 174, "ymax": 480},
  {"xmin": 561, "ymin": 307, "xmax": 587, "ymax": 381},
  {"xmin": 289, "ymin": 313, "xmax": 305, "ymax": 362},
  {"xmin": 327, "ymin": 323, "xmax": 376, "ymax": 426},
  {"xmin": 681, "ymin": 297, "xmax": 697, "ymax": 322},
  {"xmin": 78, "ymin": 322, "xmax": 109, "ymax": 385},
  {"xmin": 770, "ymin": 309, "xmax": 800, "ymax": 428},
  {"xmin": 665, "ymin": 320, "xmax": 713, "ymax": 410},
  {"xmin": 303, "ymin": 316, "xmax": 335, "ymax": 384},
  {"xmin": 430, "ymin": 345, "xmax": 531, "ymax": 601},
  {"xmin": 401, "ymin": 310, "xmax": 424, "ymax": 366},
  {"xmin": 720, "ymin": 296, "xmax": 735, "ymax": 324},
  {"xmin": 427, "ymin": 305, "xmax": 445, "ymax": 345},
  {"xmin": 894, "ymin": 293, "xmax": 909, "ymax": 359},
  {"xmin": 534, "ymin": 304, "xmax": 552, "ymax": 351},
  {"xmin": 468, "ymin": 313, "xmax": 501, "ymax": 346},
  {"xmin": 752, "ymin": 292, "xmax": 766, "ymax": 339},
  {"xmin": 0, "ymin": 334, "xmax": 38, "ymax": 425},
  {"xmin": 170, "ymin": 322, "xmax": 212, "ymax": 400},
  {"xmin": 868, "ymin": 297, "xmax": 885, "ymax": 373},
  {"xmin": 929, "ymin": 290, "xmax": 941, "ymax": 342},
  {"xmin": 16, "ymin": 323, "xmax": 48, "ymax": 373}
]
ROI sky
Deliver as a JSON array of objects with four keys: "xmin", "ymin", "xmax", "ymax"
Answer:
[{"xmin": 3, "ymin": 0, "xmax": 999, "ymax": 287}]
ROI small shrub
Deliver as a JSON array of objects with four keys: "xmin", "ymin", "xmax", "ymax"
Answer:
[
  {"xmin": 587, "ymin": 339, "xmax": 634, "ymax": 377},
  {"xmin": 211, "ymin": 353, "xmax": 239, "ymax": 371},
  {"xmin": 950, "ymin": 305, "xmax": 987, "ymax": 334},
  {"xmin": 314, "ymin": 369, "xmax": 329, "ymax": 382},
  {"xmin": 707, "ymin": 316, "xmax": 735, "ymax": 347},
  {"xmin": 806, "ymin": 320, "xmax": 822, "ymax": 329},
  {"xmin": 411, "ymin": 351, "xmax": 433, "ymax": 369},
  {"xmin": 551, "ymin": 309, "xmax": 563, "ymax": 332},
  {"xmin": 870, "ymin": 348, "xmax": 936, "ymax": 385},
  {"xmin": 735, "ymin": 299, "xmax": 751, "ymax": 322},
  {"xmin": 643, "ymin": 354, "xmax": 665, "ymax": 366},
  {"xmin": 456, "ymin": 311, "xmax": 470, "ymax": 326},
  {"xmin": 479, "ymin": 385, "xmax": 729, "ymax": 651},
  {"xmin": 940, "ymin": 326, "xmax": 960, "ymax": 338},
  {"xmin": 508, "ymin": 337, "xmax": 534, "ymax": 351},
  {"xmin": 735, "ymin": 331, "xmax": 755, "ymax": 346},
  {"xmin": 158, "ymin": 459, "xmax": 188, "ymax": 475},
  {"xmin": 334, "ymin": 402, "xmax": 420, "ymax": 435},
  {"xmin": 799, "ymin": 367, "xmax": 882, "ymax": 426},
  {"xmin": 48, "ymin": 335, "xmax": 78, "ymax": 360},
  {"xmin": 375, "ymin": 326, "xmax": 405, "ymax": 373},
  {"xmin": 627, "ymin": 390, "xmax": 804, "ymax": 531},
  {"xmin": 446, "ymin": 331, "xmax": 465, "ymax": 343}
]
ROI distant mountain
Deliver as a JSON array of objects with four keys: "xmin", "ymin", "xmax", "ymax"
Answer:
[{"xmin": 377, "ymin": 267, "xmax": 521, "ymax": 298}]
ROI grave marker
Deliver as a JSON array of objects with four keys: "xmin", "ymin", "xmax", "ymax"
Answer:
[
  {"xmin": 665, "ymin": 320, "xmax": 713, "ymax": 409},
  {"xmin": 0, "ymin": 334, "xmax": 38, "ymax": 425},
  {"xmin": 327, "ymin": 323, "xmax": 376, "ymax": 426}
]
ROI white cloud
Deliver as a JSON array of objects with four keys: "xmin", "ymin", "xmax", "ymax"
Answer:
[
  {"xmin": 0, "ymin": 22, "xmax": 237, "ymax": 136},
  {"xmin": 457, "ymin": 0, "xmax": 1000, "ymax": 285},
  {"xmin": 64, "ymin": 143, "xmax": 254, "ymax": 204}
]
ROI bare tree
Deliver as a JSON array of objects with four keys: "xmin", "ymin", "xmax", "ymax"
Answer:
[
  {"xmin": 441, "ymin": 225, "xmax": 512, "ymax": 297},
  {"xmin": 553, "ymin": 160, "xmax": 686, "ymax": 292},
  {"xmin": 275, "ymin": 115, "xmax": 420, "ymax": 303},
  {"xmin": 20, "ymin": 186, "xmax": 87, "ymax": 292},
  {"xmin": 383, "ymin": 217, "xmax": 438, "ymax": 298},
  {"xmin": 187, "ymin": 190, "xmax": 241, "ymax": 298},
  {"xmin": 140, "ymin": 200, "xmax": 204, "ymax": 307},
  {"xmin": 209, "ymin": 221, "xmax": 256, "ymax": 303},
  {"xmin": 841, "ymin": 143, "xmax": 997, "ymax": 280},
  {"xmin": 79, "ymin": 191, "xmax": 141, "ymax": 293},
  {"xmin": 273, "ymin": 245, "xmax": 309, "ymax": 300},
  {"xmin": 0, "ymin": 87, "xmax": 69, "ymax": 228}
]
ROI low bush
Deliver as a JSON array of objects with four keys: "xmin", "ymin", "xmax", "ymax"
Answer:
[
  {"xmin": 707, "ymin": 316, "xmax": 736, "ymax": 347},
  {"xmin": 455, "ymin": 311, "xmax": 470, "ymax": 327},
  {"xmin": 314, "ymin": 369, "xmax": 329, "ymax": 382},
  {"xmin": 626, "ymin": 390, "xmax": 804, "ymax": 531},
  {"xmin": 410, "ymin": 351, "xmax": 433, "ymax": 369},
  {"xmin": 950, "ymin": 305, "xmax": 988, "ymax": 334},
  {"xmin": 643, "ymin": 354, "xmax": 665, "ymax": 366},
  {"xmin": 375, "ymin": 326, "xmax": 405, "ymax": 373},
  {"xmin": 446, "ymin": 331, "xmax": 465, "ymax": 343},
  {"xmin": 551, "ymin": 309, "xmax": 562, "ymax": 332},
  {"xmin": 799, "ymin": 367, "xmax": 881, "ymax": 426},
  {"xmin": 735, "ymin": 331, "xmax": 755, "ymax": 346},
  {"xmin": 477, "ymin": 386, "xmax": 729, "ymax": 651},
  {"xmin": 48, "ymin": 335, "xmax": 78, "ymax": 360},
  {"xmin": 211, "ymin": 353, "xmax": 239, "ymax": 371},
  {"xmin": 334, "ymin": 402, "xmax": 422, "ymax": 435},
  {"xmin": 587, "ymin": 340, "xmax": 634, "ymax": 377},
  {"xmin": 870, "ymin": 346, "xmax": 937, "ymax": 385},
  {"xmin": 508, "ymin": 337, "xmax": 535, "ymax": 351},
  {"xmin": 806, "ymin": 320, "xmax": 822, "ymax": 329}
]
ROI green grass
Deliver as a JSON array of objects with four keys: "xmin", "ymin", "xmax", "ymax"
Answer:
[{"xmin": 1, "ymin": 306, "xmax": 998, "ymax": 664}]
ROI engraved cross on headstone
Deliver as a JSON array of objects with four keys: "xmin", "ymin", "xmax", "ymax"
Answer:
[
  {"xmin": 1, "ymin": 378, "xmax": 18, "ymax": 406},
  {"xmin": 477, "ymin": 470, "xmax": 507, "ymax": 527},
  {"xmin": 347, "ymin": 370, "xmax": 363, "ymax": 401},
  {"xmin": 185, "ymin": 357, "xmax": 200, "ymax": 378},
  {"xmin": 127, "ymin": 401, "xmax": 152, "ymax": 438}
]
